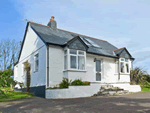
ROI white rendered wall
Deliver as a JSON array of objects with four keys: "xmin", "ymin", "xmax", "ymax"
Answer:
[
  {"xmin": 46, "ymin": 83, "xmax": 101, "ymax": 99},
  {"xmin": 14, "ymin": 24, "xmax": 46, "ymax": 87},
  {"xmin": 49, "ymin": 45, "xmax": 64, "ymax": 87},
  {"xmin": 111, "ymin": 83, "xmax": 141, "ymax": 92},
  {"xmin": 48, "ymin": 50, "xmax": 131, "ymax": 87}
]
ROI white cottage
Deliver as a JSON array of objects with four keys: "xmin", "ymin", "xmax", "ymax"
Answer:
[{"xmin": 14, "ymin": 16, "xmax": 140, "ymax": 98}]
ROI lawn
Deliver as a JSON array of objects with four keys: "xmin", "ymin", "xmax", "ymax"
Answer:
[
  {"xmin": 141, "ymin": 83, "xmax": 150, "ymax": 91},
  {"xmin": 0, "ymin": 89, "xmax": 35, "ymax": 102}
]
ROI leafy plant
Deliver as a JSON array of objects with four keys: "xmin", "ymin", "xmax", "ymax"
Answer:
[
  {"xmin": 59, "ymin": 78, "xmax": 71, "ymax": 88},
  {"xmin": 71, "ymin": 79, "xmax": 84, "ymax": 85},
  {"xmin": 23, "ymin": 60, "xmax": 31, "ymax": 92},
  {"xmin": 82, "ymin": 81, "xmax": 90, "ymax": 85},
  {"xmin": 0, "ymin": 69, "xmax": 12, "ymax": 87},
  {"xmin": 130, "ymin": 67, "xmax": 149, "ymax": 85},
  {"xmin": 0, "ymin": 89, "xmax": 6, "ymax": 97}
]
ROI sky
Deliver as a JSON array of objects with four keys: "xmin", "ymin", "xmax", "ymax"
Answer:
[{"xmin": 0, "ymin": 0, "xmax": 150, "ymax": 73}]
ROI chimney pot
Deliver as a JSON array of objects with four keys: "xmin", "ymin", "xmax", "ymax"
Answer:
[{"xmin": 47, "ymin": 16, "xmax": 57, "ymax": 29}]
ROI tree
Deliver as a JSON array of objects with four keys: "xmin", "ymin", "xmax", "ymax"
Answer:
[
  {"xmin": 23, "ymin": 60, "xmax": 31, "ymax": 92},
  {"xmin": 130, "ymin": 67, "xmax": 149, "ymax": 86},
  {"xmin": 0, "ymin": 39, "xmax": 21, "ymax": 71}
]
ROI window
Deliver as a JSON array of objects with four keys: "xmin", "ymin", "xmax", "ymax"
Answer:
[
  {"xmin": 15, "ymin": 66, "xmax": 18, "ymax": 77},
  {"xmin": 64, "ymin": 50, "xmax": 68, "ymax": 69},
  {"xmin": 120, "ymin": 58, "xmax": 130, "ymax": 73},
  {"xmin": 22, "ymin": 63, "xmax": 24, "ymax": 76},
  {"xmin": 64, "ymin": 49, "xmax": 86, "ymax": 70},
  {"xmin": 34, "ymin": 53, "xmax": 39, "ymax": 72}
]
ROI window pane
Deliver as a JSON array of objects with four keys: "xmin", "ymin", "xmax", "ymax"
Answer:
[
  {"xmin": 36, "ymin": 60, "xmax": 39, "ymax": 71},
  {"xmin": 125, "ymin": 58, "xmax": 128, "ymax": 62},
  {"xmin": 35, "ymin": 54, "xmax": 39, "ymax": 71},
  {"xmin": 70, "ymin": 56, "xmax": 77, "ymax": 69},
  {"xmin": 64, "ymin": 56, "xmax": 67, "ymax": 69},
  {"xmin": 121, "ymin": 58, "xmax": 124, "ymax": 61},
  {"xmin": 121, "ymin": 62, "xmax": 124, "ymax": 73},
  {"xmin": 96, "ymin": 73, "xmax": 101, "ymax": 81},
  {"xmin": 78, "ymin": 51, "xmax": 84, "ymax": 55},
  {"xmin": 70, "ymin": 49, "xmax": 77, "ymax": 54},
  {"xmin": 126, "ymin": 63, "xmax": 129, "ymax": 73},
  {"xmin": 78, "ymin": 56, "xmax": 85, "ymax": 70},
  {"xmin": 96, "ymin": 60, "xmax": 101, "ymax": 72}
]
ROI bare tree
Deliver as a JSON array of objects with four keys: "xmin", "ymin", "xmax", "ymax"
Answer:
[{"xmin": 0, "ymin": 39, "xmax": 21, "ymax": 71}]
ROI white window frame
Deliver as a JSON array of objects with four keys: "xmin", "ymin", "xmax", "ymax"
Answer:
[
  {"xmin": 64, "ymin": 48, "xmax": 86, "ymax": 71},
  {"xmin": 119, "ymin": 58, "xmax": 130, "ymax": 74},
  {"xmin": 34, "ymin": 53, "xmax": 39, "ymax": 72}
]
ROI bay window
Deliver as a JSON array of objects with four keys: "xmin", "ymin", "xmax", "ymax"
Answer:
[
  {"xmin": 64, "ymin": 49, "xmax": 86, "ymax": 71},
  {"xmin": 120, "ymin": 58, "xmax": 130, "ymax": 74}
]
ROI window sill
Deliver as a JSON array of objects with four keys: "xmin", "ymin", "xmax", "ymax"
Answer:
[
  {"xmin": 120, "ymin": 73, "xmax": 130, "ymax": 75},
  {"xmin": 63, "ymin": 70, "xmax": 87, "ymax": 72}
]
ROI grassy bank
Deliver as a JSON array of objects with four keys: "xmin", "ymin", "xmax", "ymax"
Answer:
[
  {"xmin": 0, "ymin": 89, "xmax": 35, "ymax": 102},
  {"xmin": 141, "ymin": 83, "xmax": 150, "ymax": 91}
]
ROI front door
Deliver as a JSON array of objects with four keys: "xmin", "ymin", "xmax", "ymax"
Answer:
[{"xmin": 95, "ymin": 60, "xmax": 101, "ymax": 81}]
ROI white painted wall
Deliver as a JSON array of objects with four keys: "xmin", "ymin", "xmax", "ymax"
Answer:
[
  {"xmin": 46, "ymin": 83, "xmax": 101, "ymax": 99},
  {"xmin": 111, "ymin": 83, "xmax": 141, "ymax": 92},
  {"xmin": 14, "ymin": 24, "xmax": 47, "ymax": 87},
  {"xmin": 48, "ymin": 50, "xmax": 132, "ymax": 87},
  {"xmin": 49, "ymin": 45, "xmax": 64, "ymax": 87}
]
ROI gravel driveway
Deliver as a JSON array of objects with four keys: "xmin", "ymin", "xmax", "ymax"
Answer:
[{"xmin": 0, "ymin": 92, "xmax": 150, "ymax": 113}]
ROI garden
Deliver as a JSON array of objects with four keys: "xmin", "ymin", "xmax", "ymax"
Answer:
[
  {"xmin": 130, "ymin": 67, "xmax": 150, "ymax": 91},
  {"xmin": 47, "ymin": 78, "xmax": 90, "ymax": 89},
  {"xmin": 0, "ymin": 63, "xmax": 34, "ymax": 102}
]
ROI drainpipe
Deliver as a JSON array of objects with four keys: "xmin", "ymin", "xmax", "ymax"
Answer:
[
  {"xmin": 118, "ymin": 55, "xmax": 120, "ymax": 81},
  {"xmin": 46, "ymin": 45, "xmax": 49, "ymax": 88}
]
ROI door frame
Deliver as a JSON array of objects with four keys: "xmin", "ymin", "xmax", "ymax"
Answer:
[{"xmin": 95, "ymin": 58, "xmax": 103, "ymax": 81}]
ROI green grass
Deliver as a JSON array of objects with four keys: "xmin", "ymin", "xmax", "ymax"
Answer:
[
  {"xmin": 141, "ymin": 83, "xmax": 150, "ymax": 91},
  {"xmin": 0, "ymin": 91, "xmax": 35, "ymax": 102},
  {"xmin": 0, "ymin": 87, "xmax": 11, "ymax": 89}
]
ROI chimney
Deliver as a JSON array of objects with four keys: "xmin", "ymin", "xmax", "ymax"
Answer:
[{"xmin": 47, "ymin": 16, "xmax": 57, "ymax": 29}]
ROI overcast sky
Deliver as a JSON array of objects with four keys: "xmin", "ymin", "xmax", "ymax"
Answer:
[{"xmin": 1, "ymin": 0, "xmax": 150, "ymax": 73}]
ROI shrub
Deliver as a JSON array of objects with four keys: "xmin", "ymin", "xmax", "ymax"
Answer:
[
  {"xmin": 0, "ymin": 69, "xmax": 12, "ymax": 87},
  {"xmin": 143, "ymin": 75, "xmax": 150, "ymax": 82},
  {"xmin": 130, "ymin": 67, "xmax": 148, "ymax": 85},
  {"xmin": 59, "ymin": 78, "xmax": 71, "ymax": 88},
  {"xmin": 82, "ymin": 81, "xmax": 90, "ymax": 85},
  {"xmin": 71, "ymin": 79, "xmax": 84, "ymax": 85}
]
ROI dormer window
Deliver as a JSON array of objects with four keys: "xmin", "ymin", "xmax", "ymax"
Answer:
[
  {"xmin": 120, "ymin": 58, "xmax": 130, "ymax": 74},
  {"xmin": 64, "ymin": 49, "xmax": 86, "ymax": 71}
]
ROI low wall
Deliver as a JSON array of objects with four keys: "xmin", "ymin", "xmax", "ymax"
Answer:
[
  {"xmin": 46, "ymin": 84, "xmax": 101, "ymax": 99},
  {"xmin": 14, "ymin": 85, "xmax": 46, "ymax": 98},
  {"xmin": 111, "ymin": 84, "xmax": 141, "ymax": 92}
]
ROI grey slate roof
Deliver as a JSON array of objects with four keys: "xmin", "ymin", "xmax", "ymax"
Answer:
[
  {"xmin": 30, "ymin": 22, "xmax": 119, "ymax": 58},
  {"xmin": 114, "ymin": 48, "xmax": 125, "ymax": 55}
]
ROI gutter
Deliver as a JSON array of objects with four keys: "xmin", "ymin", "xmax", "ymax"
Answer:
[{"xmin": 87, "ymin": 52, "xmax": 119, "ymax": 59}]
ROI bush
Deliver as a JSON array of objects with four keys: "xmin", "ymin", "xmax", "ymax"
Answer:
[
  {"xmin": 130, "ymin": 67, "xmax": 148, "ymax": 85},
  {"xmin": 71, "ymin": 79, "xmax": 90, "ymax": 86},
  {"xmin": 71, "ymin": 79, "xmax": 84, "ymax": 85},
  {"xmin": 59, "ymin": 78, "xmax": 71, "ymax": 88},
  {"xmin": 143, "ymin": 75, "xmax": 150, "ymax": 82},
  {"xmin": 82, "ymin": 81, "xmax": 90, "ymax": 85},
  {"xmin": 0, "ymin": 69, "xmax": 12, "ymax": 87}
]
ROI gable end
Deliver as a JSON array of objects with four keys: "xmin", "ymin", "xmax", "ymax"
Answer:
[{"xmin": 67, "ymin": 36, "xmax": 88, "ymax": 51}]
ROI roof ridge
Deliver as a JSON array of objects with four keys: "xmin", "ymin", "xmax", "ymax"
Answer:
[
  {"xmin": 28, "ymin": 21, "xmax": 107, "ymax": 42},
  {"xmin": 113, "ymin": 47, "xmax": 126, "ymax": 51},
  {"xmin": 57, "ymin": 28, "xmax": 107, "ymax": 42},
  {"xmin": 28, "ymin": 21, "xmax": 50, "ymax": 28}
]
